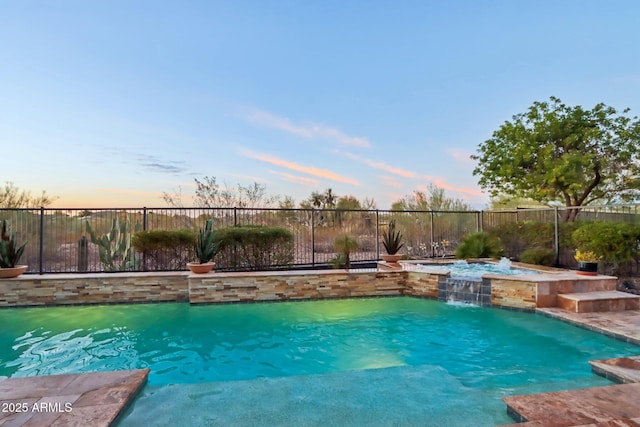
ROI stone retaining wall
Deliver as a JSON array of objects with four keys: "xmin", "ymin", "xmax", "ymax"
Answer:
[{"xmin": 0, "ymin": 272, "xmax": 189, "ymax": 307}]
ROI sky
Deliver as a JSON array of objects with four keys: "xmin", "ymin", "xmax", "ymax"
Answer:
[{"xmin": 2, "ymin": 1, "xmax": 640, "ymax": 210}]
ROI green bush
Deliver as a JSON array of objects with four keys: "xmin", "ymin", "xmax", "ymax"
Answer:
[
  {"xmin": 216, "ymin": 225, "xmax": 294, "ymax": 271},
  {"xmin": 132, "ymin": 229, "xmax": 196, "ymax": 270},
  {"xmin": 572, "ymin": 222, "xmax": 640, "ymax": 274},
  {"xmin": 519, "ymin": 248, "xmax": 555, "ymax": 266},
  {"xmin": 331, "ymin": 234, "xmax": 358, "ymax": 269},
  {"xmin": 455, "ymin": 231, "xmax": 503, "ymax": 259}
]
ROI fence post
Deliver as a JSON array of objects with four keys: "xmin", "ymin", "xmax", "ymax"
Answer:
[
  {"xmin": 39, "ymin": 206, "xmax": 44, "ymax": 274},
  {"xmin": 375, "ymin": 210, "xmax": 380, "ymax": 260},
  {"xmin": 430, "ymin": 211, "xmax": 435, "ymax": 258},
  {"xmin": 234, "ymin": 207, "xmax": 237, "ymax": 226},
  {"xmin": 311, "ymin": 208, "xmax": 315, "ymax": 266},
  {"xmin": 142, "ymin": 207, "xmax": 148, "ymax": 271},
  {"xmin": 554, "ymin": 207, "xmax": 560, "ymax": 266},
  {"xmin": 78, "ymin": 236, "xmax": 88, "ymax": 272}
]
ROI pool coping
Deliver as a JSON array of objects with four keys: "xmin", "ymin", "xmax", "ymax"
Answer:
[{"xmin": 0, "ymin": 369, "xmax": 149, "ymax": 426}]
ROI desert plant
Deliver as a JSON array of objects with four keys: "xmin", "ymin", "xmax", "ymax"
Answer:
[
  {"xmin": 215, "ymin": 225, "xmax": 293, "ymax": 270},
  {"xmin": 0, "ymin": 220, "xmax": 27, "ymax": 268},
  {"xmin": 382, "ymin": 219, "xmax": 404, "ymax": 255},
  {"xmin": 572, "ymin": 222, "xmax": 640, "ymax": 274},
  {"xmin": 455, "ymin": 231, "xmax": 503, "ymax": 259},
  {"xmin": 85, "ymin": 217, "xmax": 139, "ymax": 271},
  {"xmin": 195, "ymin": 219, "xmax": 220, "ymax": 264},
  {"xmin": 520, "ymin": 247, "xmax": 555, "ymax": 266},
  {"xmin": 132, "ymin": 229, "xmax": 196, "ymax": 270},
  {"xmin": 332, "ymin": 234, "xmax": 358, "ymax": 269}
]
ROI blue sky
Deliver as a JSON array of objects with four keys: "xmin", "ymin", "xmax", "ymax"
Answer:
[{"xmin": 2, "ymin": 1, "xmax": 640, "ymax": 209}]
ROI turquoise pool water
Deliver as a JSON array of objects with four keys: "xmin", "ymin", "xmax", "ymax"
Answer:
[
  {"xmin": 0, "ymin": 298, "xmax": 636, "ymax": 426},
  {"xmin": 417, "ymin": 258, "xmax": 539, "ymax": 278}
]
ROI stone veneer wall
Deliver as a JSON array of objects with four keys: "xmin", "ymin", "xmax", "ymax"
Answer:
[
  {"xmin": 489, "ymin": 277, "xmax": 537, "ymax": 310},
  {"xmin": 188, "ymin": 270, "xmax": 407, "ymax": 304},
  {"xmin": 0, "ymin": 272, "xmax": 189, "ymax": 307}
]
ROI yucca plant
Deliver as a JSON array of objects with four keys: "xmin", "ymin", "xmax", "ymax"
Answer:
[
  {"xmin": 0, "ymin": 220, "xmax": 27, "ymax": 268},
  {"xmin": 382, "ymin": 219, "xmax": 404, "ymax": 255},
  {"xmin": 195, "ymin": 219, "xmax": 220, "ymax": 263}
]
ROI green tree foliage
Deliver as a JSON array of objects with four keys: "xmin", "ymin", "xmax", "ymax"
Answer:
[
  {"xmin": 391, "ymin": 184, "xmax": 470, "ymax": 211},
  {"xmin": 473, "ymin": 97, "xmax": 640, "ymax": 221},
  {"xmin": 0, "ymin": 182, "xmax": 57, "ymax": 208}
]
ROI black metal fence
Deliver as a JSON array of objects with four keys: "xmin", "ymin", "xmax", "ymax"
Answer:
[{"xmin": 1, "ymin": 205, "xmax": 638, "ymax": 274}]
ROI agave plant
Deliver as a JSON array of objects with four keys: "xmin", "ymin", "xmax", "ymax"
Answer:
[
  {"xmin": 382, "ymin": 219, "xmax": 404, "ymax": 255},
  {"xmin": 0, "ymin": 220, "xmax": 27, "ymax": 268},
  {"xmin": 195, "ymin": 219, "xmax": 220, "ymax": 264}
]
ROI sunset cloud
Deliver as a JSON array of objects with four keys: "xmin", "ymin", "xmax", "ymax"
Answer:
[
  {"xmin": 380, "ymin": 175, "xmax": 404, "ymax": 188},
  {"xmin": 339, "ymin": 151, "xmax": 417, "ymax": 178},
  {"xmin": 421, "ymin": 176, "xmax": 484, "ymax": 197},
  {"xmin": 446, "ymin": 148, "xmax": 475, "ymax": 165},
  {"xmin": 242, "ymin": 150, "xmax": 360, "ymax": 186},
  {"xmin": 246, "ymin": 109, "xmax": 371, "ymax": 148},
  {"xmin": 269, "ymin": 170, "xmax": 320, "ymax": 187}
]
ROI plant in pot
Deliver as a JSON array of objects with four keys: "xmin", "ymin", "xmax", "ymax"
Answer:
[
  {"xmin": 187, "ymin": 219, "xmax": 220, "ymax": 274},
  {"xmin": 574, "ymin": 249, "xmax": 601, "ymax": 276},
  {"xmin": 0, "ymin": 220, "xmax": 28, "ymax": 278},
  {"xmin": 381, "ymin": 219, "xmax": 404, "ymax": 264}
]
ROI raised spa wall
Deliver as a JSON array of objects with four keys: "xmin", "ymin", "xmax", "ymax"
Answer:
[{"xmin": 0, "ymin": 263, "xmax": 618, "ymax": 311}]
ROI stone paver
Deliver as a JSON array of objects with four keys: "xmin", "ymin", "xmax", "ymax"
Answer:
[
  {"xmin": 537, "ymin": 307, "xmax": 640, "ymax": 345},
  {"xmin": 0, "ymin": 369, "xmax": 149, "ymax": 427}
]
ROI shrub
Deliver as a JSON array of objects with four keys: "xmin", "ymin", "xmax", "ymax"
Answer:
[
  {"xmin": 572, "ymin": 222, "xmax": 640, "ymax": 274},
  {"xmin": 132, "ymin": 229, "xmax": 196, "ymax": 270},
  {"xmin": 215, "ymin": 225, "xmax": 294, "ymax": 271},
  {"xmin": 455, "ymin": 231, "xmax": 503, "ymax": 259},
  {"xmin": 331, "ymin": 234, "xmax": 358, "ymax": 268},
  {"xmin": 520, "ymin": 248, "xmax": 555, "ymax": 266}
]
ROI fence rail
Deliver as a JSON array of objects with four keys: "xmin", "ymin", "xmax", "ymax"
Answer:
[{"xmin": 1, "ymin": 205, "xmax": 638, "ymax": 274}]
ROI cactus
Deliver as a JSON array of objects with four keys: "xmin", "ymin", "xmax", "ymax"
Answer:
[
  {"xmin": 382, "ymin": 219, "xmax": 404, "ymax": 255},
  {"xmin": 85, "ymin": 217, "xmax": 139, "ymax": 271},
  {"xmin": 0, "ymin": 220, "xmax": 27, "ymax": 268},
  {"xmin": 195, "ymin": 219, "xmax": 220, "ymax": 263}
]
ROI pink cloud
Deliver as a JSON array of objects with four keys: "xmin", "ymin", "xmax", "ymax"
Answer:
[{"xmin": 242, "ymin": 150, "xmax": 360, "ymax": 186}]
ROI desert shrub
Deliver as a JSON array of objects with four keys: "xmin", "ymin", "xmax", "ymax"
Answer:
[
  {"xmin": 455, "ymin": 231, "xmax": 503, "ymax": 259},
  {"xmin": 132, "ymin": 229, "xmax": 196, "ymax": 270},
  {"xmin": 487, "ymin": 221, "xmax": 554, "ymax": 260},
  {"xmin": 215, "ymin": 225, "xmax": 294, "ymax": 271},
  {"xmin": 330, "ymin": 234, "xmax": 358, "ymax": 268},
  {"xmin": 572, "ymin": 222, "xmax": 640, "ymax": 274},
  {"xmin": 520, "ymin": 247, "xmax": 555, "ymax": 266}
]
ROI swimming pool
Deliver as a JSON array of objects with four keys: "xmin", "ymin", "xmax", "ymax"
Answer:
[{"xmin": 0, "ymin": 298, "xmax": 636, "ymax": 426}]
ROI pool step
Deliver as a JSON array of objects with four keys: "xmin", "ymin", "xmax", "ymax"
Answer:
[{"xmin": 557, "ymin": 291, "xmax": 640, "ymax": 313}]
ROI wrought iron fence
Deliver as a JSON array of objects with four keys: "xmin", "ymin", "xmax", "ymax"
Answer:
[{"xmin": 1, "ymin": 205, "xmax": 638, "ymax": 274}]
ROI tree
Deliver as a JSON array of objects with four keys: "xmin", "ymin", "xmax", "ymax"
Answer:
[
  {"xmin": 0, "ymin": 182, "xmax": 57, "ymax": 208},
  {"xmin": 472, "ymin": 97, "xmax": 640, "ymax": 221},
  {"xmin": 162, "ymin": 177, "xmax": 279, "ymax": 208},
  {"xmin": 391, "ymin": 184, "xmax": 471, "ymax": 211}
]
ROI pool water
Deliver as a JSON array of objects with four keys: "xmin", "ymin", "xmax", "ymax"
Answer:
[
  {"xmin": 417, "ymin": 258, "xmax": 539, "ymax": 278},
  {"xmin": 0, "ymin": 298, "xmax": 636, "ymax": 426}
]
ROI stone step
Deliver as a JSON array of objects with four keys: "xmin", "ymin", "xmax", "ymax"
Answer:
[{"xmin": 557, "ymin": 291, "xmax": 640, "ymax": 313}]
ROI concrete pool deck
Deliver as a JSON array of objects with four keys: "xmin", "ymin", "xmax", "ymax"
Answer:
[{"xmin": 0, "ymin": 369, "xmax": 148, "ymax": 426}]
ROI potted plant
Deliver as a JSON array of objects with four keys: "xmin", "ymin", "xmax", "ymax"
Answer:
[
  {"xmin": 0, "ymin": 220, "xmax": 28, "ymax": 278},
  {"xmin": 381, "ymin": 219, "xmax": 404, "ymax": 264},
  {"xmin": 574, "ymin": 249, "xmax": 601, "ymax": 276},
  {"xmin": 187, "ymin": 219, "xmax": 220, "ymax": 274}
]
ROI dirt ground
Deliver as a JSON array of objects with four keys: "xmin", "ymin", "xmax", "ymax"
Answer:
[{"xmin": 618, "ymin": 277, "xmax": 640, "ymax": 295}]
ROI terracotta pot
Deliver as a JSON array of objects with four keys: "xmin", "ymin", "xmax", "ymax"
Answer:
[
  {"xmin": 187, "ymin": 262, "xmax": 216, "ymax": 274},
  {"xmin": 381, "ymin": 254, "xmax": 402, "ymax": 263},
  {"xmin": 576, "ymin": 261, "xmax": 598, "ymax": 276},
  {"xmin": 0, "ymin": 265, "xmax": 28, "ymax": 279}
]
